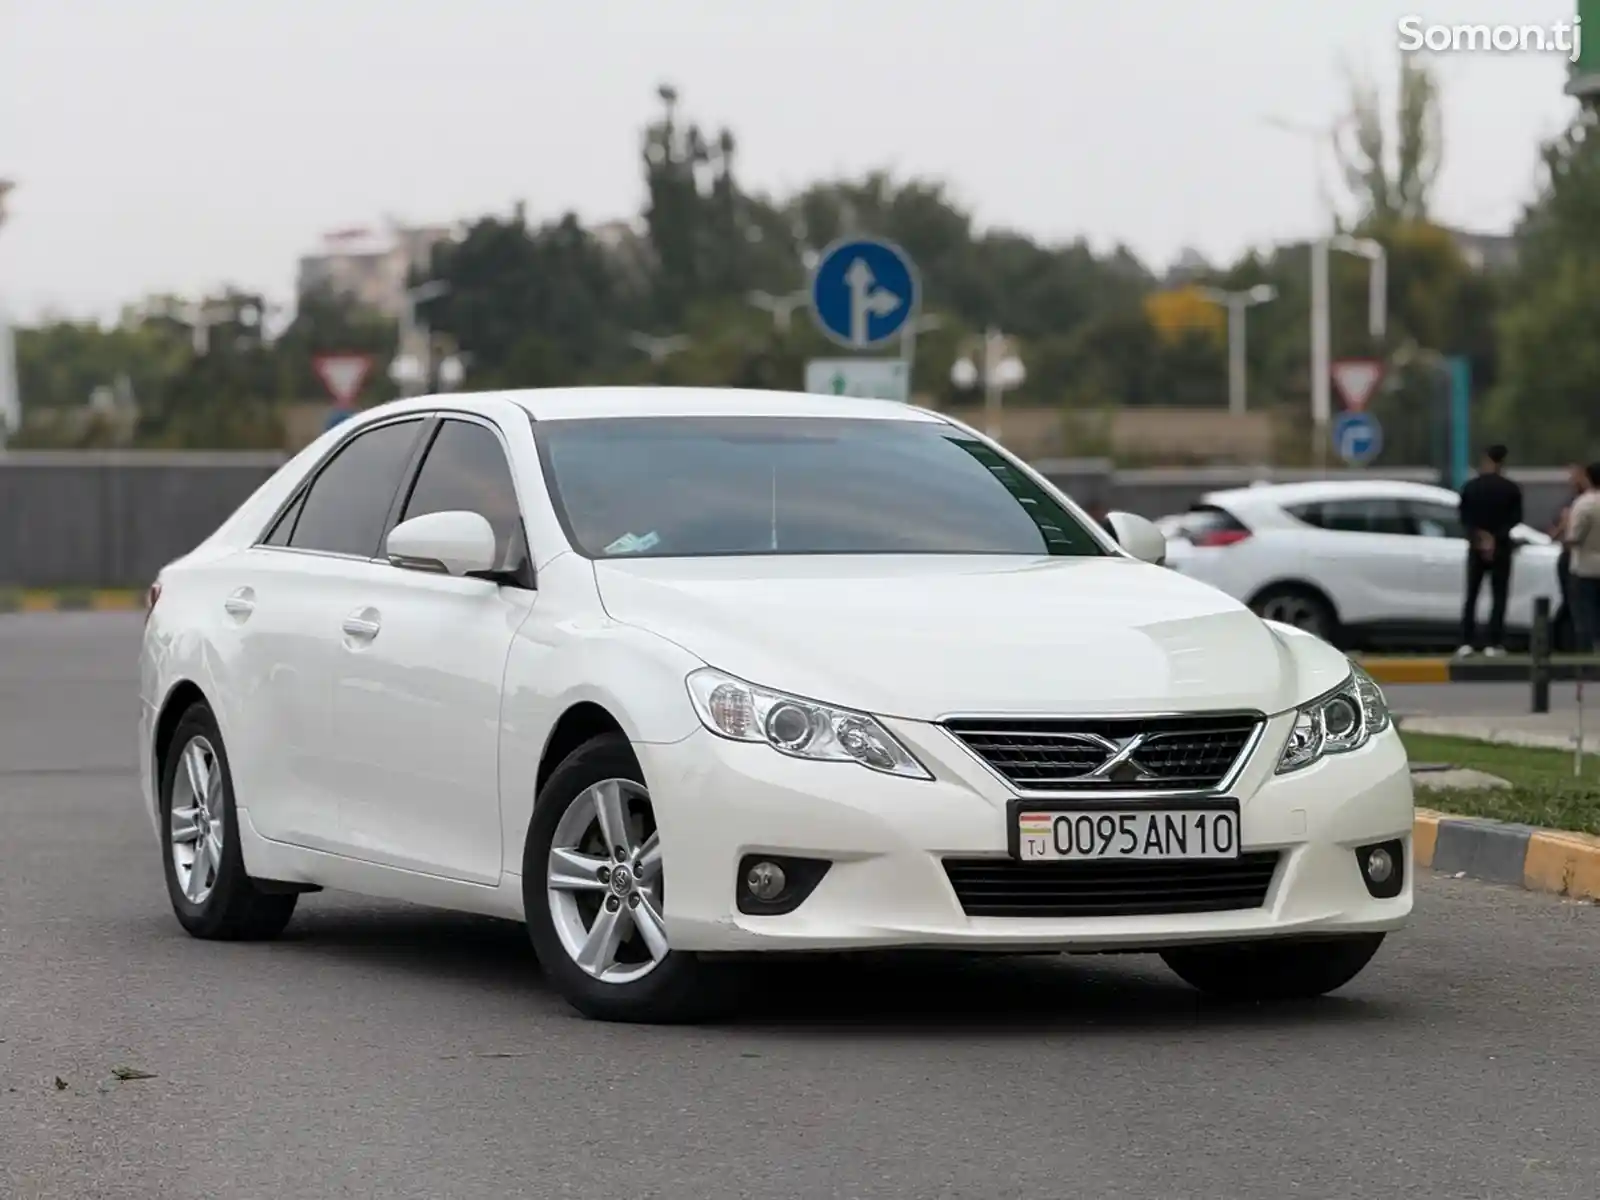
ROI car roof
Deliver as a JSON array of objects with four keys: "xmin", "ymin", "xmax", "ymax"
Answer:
[
  {"xmin": 1200, "ymin": 478, "xmax": 1458, "ymax": 509},
  {"xmin": 470, "ymin": 386, "xmax": 950, "ymax": 423}
]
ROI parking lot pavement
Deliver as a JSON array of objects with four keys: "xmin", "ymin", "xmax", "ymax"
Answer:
[{"xmin": 5, "ymin": 613, "xmax": 1600, "ymax": 1200}]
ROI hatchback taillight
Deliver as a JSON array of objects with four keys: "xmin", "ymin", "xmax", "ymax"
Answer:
[
  {"xmin": 1194, "ymin": 529, "xmax": 1252, "ymax": 548},
  {"xmin": 144, "ymin": 580, "xmax": 163, "ymax": 624}
]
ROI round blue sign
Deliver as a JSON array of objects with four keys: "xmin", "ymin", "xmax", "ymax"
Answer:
[
  {"xmin": 808, "ymin": 237, "xmax": 919, "ymax": 350},
  {"xmin": 1332, "ymin": 411, "xmax": 1383, "ymax": 465}
]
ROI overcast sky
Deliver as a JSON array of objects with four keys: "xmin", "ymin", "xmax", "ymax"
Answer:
[{"xmin": 0, "ymin": 0, "xmax": 1583, "ymax": 322}]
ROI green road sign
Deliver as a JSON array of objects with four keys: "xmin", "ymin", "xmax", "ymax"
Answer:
[{"xmin": 804, "ymin": 358, "xmax": 910, "ymax": 402}]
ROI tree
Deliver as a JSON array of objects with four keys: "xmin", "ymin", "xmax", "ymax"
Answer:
[
  {"xmin": 1486, "ymin": 109, "xmax": 1600, "ymax": 460},
  {"xmin": 1335, "ymin": 53, "xmax": 1444, "ymax": 229}
]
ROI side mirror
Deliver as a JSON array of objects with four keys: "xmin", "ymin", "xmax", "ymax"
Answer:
[
  {"xmin": 386, "ymin": 510, "xmax": 497, "ymax": 577},
  {"xmin": 1105, "ymin": 511, "xmax": 1167, "ymax": 566}
]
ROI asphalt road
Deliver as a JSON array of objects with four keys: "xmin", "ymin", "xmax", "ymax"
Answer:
[{"xmin": 4, "ymin": 614, "xmax": 1599, "ymax": 1200}]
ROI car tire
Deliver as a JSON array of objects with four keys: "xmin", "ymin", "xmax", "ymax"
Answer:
[
  {"xmin": 522, "ymin": 732, "xmax": 743, "ymax": 1024},
  {"xmin": 1251, "ymin": 585, "xmax": 1340, "ymax": 645},
  {"xmin": 159, "ymin": 702, "xmax": 299, "ymax": 941},
  {"xmin": 1160, "ymin": 933, "xmax": 1385, "ymax": 1001}
]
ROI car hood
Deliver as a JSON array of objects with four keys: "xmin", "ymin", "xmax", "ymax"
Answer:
[{"xmin": 592, "ymin": 555, "xmax": 1350, "ymax": 720}]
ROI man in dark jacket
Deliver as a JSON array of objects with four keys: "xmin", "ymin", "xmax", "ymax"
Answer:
[{"xmin": 1456, "ymin": 444, "xmax": 1523, "ymax": 657}]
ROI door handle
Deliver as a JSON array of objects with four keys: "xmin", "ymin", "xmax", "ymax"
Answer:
[
  {"xmin": 223, "ymin": 587, "xmax": 255, "ymax": 618},
  {"xmin": 341, "ymin": 609, "xmax": 381, "ymax": 640}
]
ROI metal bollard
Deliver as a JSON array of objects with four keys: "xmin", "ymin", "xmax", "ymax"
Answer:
[{"xmin": 1531, "ymin": 596, "xmax": 1551, "ymax": 714}]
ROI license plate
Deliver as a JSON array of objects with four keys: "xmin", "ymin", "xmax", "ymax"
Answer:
[{"xmin": 1014, "ymin": 806, "xmax": 1240, "ymax": 862}]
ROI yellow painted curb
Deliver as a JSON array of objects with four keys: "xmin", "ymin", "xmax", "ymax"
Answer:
[
  {"xmin": 90, "ymin": 589, "xmax": 143, "ymax": 611},
  {"xmin": 19, "ymin": 591, "xmax": 58, "ymax": 612},
  {"xmin": 1413, "ymin": 810, "xmax": 1441, "ymax": 869},
  {"xmin": 1523, "ymin": 828, "xmax": 1600, "ymax": 902},
  {"xmin": 1361, "ymin": 658, "xmax": 1451, "ymax": 684}
]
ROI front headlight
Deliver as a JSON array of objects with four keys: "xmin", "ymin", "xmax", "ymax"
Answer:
[
  {"xmin": 685, "ymin": 667, "xmax": 932, "ymax": 780},
  {"xmin": 1276, "ymin": 664, "xmax": 1392, "ymax": 774}
]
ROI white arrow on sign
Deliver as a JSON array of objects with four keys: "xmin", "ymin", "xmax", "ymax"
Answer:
[
  {"xmin": 844, "ymin": 258, "xmax": 903, "ymax": 347},
  {"xmin": 1330, "ymin": 358, "xmax": 1385, "ymax": 412},
  {"xmin": 313, "ymin": 353, "xmax": 374, "ymax": 406}
]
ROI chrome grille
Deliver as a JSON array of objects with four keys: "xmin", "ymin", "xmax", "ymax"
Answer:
[{"xmin": 944, "ymin": 714, "xmax": 1260, "ymax": 793}]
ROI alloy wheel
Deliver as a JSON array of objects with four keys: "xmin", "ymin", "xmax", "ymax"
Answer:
[
  {"xmin": 170, "ymin": 735, "xmax": 225, "ymax": 905},
  {"xmin": 546, "ymin": 778, "xmax": 668, "ymax": 984}
]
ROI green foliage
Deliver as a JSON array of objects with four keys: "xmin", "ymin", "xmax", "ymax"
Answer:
[{"xmin": 1487, "ymin": 109, "xmax": 1600, "ymax": 462}]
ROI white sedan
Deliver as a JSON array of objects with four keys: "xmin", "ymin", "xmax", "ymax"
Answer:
[
  {"xmin": 139, "ymin": 388, "xmax": 1413, "ymax": 1023},
  {"xmin": 1161, "ymin": 479, "xmax": 1566, "ymax": 650}
]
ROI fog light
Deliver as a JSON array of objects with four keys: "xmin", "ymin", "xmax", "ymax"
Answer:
[
  {"xmin": 1365, "ymin": 847, "xmax": 1394, "ymax": 884},
  {"xmin": 1355, "ymin": 838, "xmax": 1405, "ymax": 899},
  {"xmin": 745, "ymin": 861, "xmax": 787, "ymax": 901}
]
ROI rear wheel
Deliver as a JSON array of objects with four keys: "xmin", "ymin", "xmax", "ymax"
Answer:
[
  {"xmin": 1160, "ymin": 934, "xmax": 1385, "ymax": 1001},
  {"xmin": 522, "ymin": 733, "xmax": 741, "ymax": 1023},
  {"xmin": 159, "ymin": 703, "xmax": 299, "ymax": 941},
  {"xmin": 1252, "ymin": 585, "xmax": 1339, "ymax": 644}
]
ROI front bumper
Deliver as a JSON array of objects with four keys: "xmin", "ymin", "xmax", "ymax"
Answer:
[{"xmin": 640, "ymin": 713, "xmax": 1414, "ymax": 954}]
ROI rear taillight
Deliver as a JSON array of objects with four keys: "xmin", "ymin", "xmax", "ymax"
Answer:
[
  {"xmin": 144, "ymin": 580, "xmax": 162, "ymax": 624},
  {"xmin": 1194, "ymin": 529, "xmax": 1251, "ymax": 547}
]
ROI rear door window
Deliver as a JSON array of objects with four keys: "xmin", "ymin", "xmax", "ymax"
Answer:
[
  {"xmin": 287, "ymin": 419, "xmax": 426, "ymax": 558},
  {"xmin": 1289, "ymin": 498, "xmax": 1411, "ymax": 535}
]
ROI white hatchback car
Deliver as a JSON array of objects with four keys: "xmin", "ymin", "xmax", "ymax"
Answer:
[
  {"xmin": 1162, "ymin": 479, "xmax": 1565, "ymax": 650},
  {"xmin": 139, "ymin": 388, "xmax": 1413, "ymax": 1023}
]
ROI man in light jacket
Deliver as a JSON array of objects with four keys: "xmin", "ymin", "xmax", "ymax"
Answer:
[{"xmin": 1563, "ymin": 462, "xmax": 1600, "ymax": 652}]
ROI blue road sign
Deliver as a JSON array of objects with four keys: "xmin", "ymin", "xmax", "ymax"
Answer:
[
  {"xmin": 1333, "ymin": 411, "xmax": 1383, "ymax": 466},
  {"xmin": 808, "ymin": 237, "xmax": 919, "ymax": 350}
]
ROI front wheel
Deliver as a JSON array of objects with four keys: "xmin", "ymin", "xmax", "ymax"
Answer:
[
  {"xmin": 1160, "ymin": 934, "xmax": 1385, "ymax": 1001},
  {"xmin": 522, "ymin": 732, "xmax": 741, "ymax": 1023}
]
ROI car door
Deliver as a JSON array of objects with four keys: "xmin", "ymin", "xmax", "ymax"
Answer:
[
  {"xmin": 1402, "ymin": 498, "xmax": 1476, "ymax": 628},
  {"xmin": 228, "ymin": 415, "xmax": 430, "ymax": 854},
  {"xmin": 325, "ymin": 415, "xmax": 537, "ymax": 885},
  {"xmin": 1283, "ymin": 496, "xmax": 1433, "ymax": 627}
]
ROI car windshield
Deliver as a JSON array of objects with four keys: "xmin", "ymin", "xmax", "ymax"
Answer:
[{"xmin": 534, "ymin": 415, "xmax": 1106, "ymax": 559}]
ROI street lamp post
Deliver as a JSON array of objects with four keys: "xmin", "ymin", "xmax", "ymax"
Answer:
[
  {"xmin": 951, "ymin": 327, "xmax": 1025, "ymax": 439},
  {"xmin": 1311, "ymin": 234, "xmax": 1387, "ymax": 445},
  {"xmin": 1265, "ymin": 116, "xmax": 1388, "ymax": 463},
  {"xmin": 1197, "ymin": 284, "xmax": 1276, "ymax": 416},
  {"xmin": 628, "ymin": 332, "xmax": 690, "ymax": 364},
  {"xmin": 746, "ymin": 289, "xmax": 807, "ymax": 332},
  {"xmin": 1330, "ymin": 234, "xmax": 1387, "ymax": 341}
]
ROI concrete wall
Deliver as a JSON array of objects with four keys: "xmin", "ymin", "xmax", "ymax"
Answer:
[
  {"xmin": 0, "ymin": 453, "xmax": 285, "ymax": 588},
  {"xmin": 0, "ymin": 452, "xmax": 1579, "ymax": 587}
]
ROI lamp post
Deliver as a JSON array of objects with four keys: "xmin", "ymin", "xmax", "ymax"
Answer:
[
  {"xmin": 1266, "ymin": 115, "xmax": 1387, "ymax": 464},
  {"xmin": 746, "ymin": 289, "xmax": 807, "ymax": 332},
  {"xmin": 629, "ymin": 332, "xmax": 689, "ymax": 364},
  {"xmin": 951, "ymin": 327, "xmax": 1025, "ymax": 439},
  {"xmin": 1197, "ymin": 284, "xmax": 1276, "ymax": 416}
]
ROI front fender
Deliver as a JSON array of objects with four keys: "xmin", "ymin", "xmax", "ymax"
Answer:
[{"xmin": 497, "ymin": 618, "xmax": 706, "ymax": 874}]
